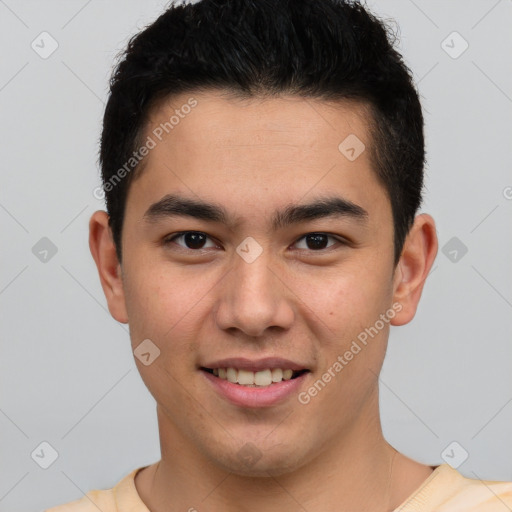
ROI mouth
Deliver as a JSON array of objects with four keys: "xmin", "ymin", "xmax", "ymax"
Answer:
[
  {"xmin": 200, "ymin": 366, "xmax": 311, "ymax": 408},
  {"xmin": 200, "ymin": 367, "xmax": 310, "ymax": 387}
]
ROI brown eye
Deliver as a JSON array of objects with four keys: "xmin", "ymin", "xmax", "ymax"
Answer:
[
  {"xmin": 165, "ymin": 231, "xmax": 217, "ymax": 250},
  {"xmin": 294, "ymin": 233, "xmax": 341, "ymax": 251}
]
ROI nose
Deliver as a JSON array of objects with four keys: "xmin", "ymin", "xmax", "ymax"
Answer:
[{"xmin": 214, "ymin": 248, "xmax": 295, "ymax": 338}]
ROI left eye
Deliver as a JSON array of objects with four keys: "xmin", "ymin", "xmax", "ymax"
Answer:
[
  {"xmin": 164, "ymin": 231, "xmax": 341, "ymax": 251},
  {"xmin": 294, "ymin": 233, "xmax": 340, "ymax": 251}
]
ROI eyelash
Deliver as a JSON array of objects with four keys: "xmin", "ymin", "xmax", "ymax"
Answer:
[{"xmin": 163, "ymin": 231, "xmax": 346, "ymax": 253}]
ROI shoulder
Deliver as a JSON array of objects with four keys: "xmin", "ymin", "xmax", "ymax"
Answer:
[
  {"xmin": 44, "ymin": 489, "xmax": 115, "ymax": 512},
  {"xmin": 439, "ymin": 471, "xmax": 512, "ymax": 511},
  {"xmin": 44, "ymin": 467, "xmax": 147, "ymax": 512},
  {"xmin": 402, "ymin": 464, "xmax": 512, "ymax": 511}
]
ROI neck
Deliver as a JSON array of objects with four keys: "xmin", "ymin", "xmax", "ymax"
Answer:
[{"xmin": 137, "ymin": 390, "xmax": 406, "ymax": 512}]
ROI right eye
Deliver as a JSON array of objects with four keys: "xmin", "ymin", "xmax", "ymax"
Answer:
[{"xmin": 163, "ymin": 231, "xmax": 220, "ymax": 251}]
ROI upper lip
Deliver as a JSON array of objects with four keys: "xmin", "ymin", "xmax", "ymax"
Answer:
[{"xmin": 200, "ymin": 357, "xmax": 309, "ymax": 372}]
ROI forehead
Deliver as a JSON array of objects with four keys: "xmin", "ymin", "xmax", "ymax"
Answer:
[
  {"xmin": 126, "ymin": 90, "xmax": 389, "ymax": 231},
  {"xmin": 144, "ymin": 90, "xmax": 373, "ymax": 154}
]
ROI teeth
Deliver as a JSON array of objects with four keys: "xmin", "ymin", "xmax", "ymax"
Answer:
[
  {"xmin": 237, "ymin": 369, "xmax": 254, "ymax": 385},
  {"xmin": 209, "ymin": 367, "xmax": 303, "ymax": 387},
  {"xmin": 226, "ymin": 367, "xmax": 237, "ymax": 383},
  {"xmin": 271, "ymin": 368, "xmax": 283, "ymax": 382},
  {"xmin": 255, "ymin": 369, "xmax": 272, "ymax": 386}
]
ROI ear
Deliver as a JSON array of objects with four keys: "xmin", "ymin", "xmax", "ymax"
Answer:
[
  {"xmin": 88, "ymin": 210, "xmax": 129, "ymax": 324},
  {"xmin": 390, "ymin": 213, "xmax": 438, "ymax": 326}
]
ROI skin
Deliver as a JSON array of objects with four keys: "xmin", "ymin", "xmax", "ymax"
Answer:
[{"xmin": 89, "ymin": 90, "xmax": 438, "ymax": 511}]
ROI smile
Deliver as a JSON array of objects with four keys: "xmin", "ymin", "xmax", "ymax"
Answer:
[
  {"xmin": 201, "ymin": 367, "xmax": 309, "ymax": 387},
  {"xmin": 200, "ymin": 367, "xmax": 311, "ymax": 408}
]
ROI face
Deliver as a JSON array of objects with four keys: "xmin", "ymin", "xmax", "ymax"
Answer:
[{"xmin": 95, "ymin": 90, "xmax": 423, "ymax": 477}]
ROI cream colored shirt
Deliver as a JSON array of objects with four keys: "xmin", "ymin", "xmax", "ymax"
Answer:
[{"xmin": 45, "ymin": 464, "xmax": 512, "ymax": 511}]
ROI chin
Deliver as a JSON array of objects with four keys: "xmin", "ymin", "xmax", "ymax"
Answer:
[{"xmin": 207, "ymin": 441, "xmax": 308, "ymax": 478}]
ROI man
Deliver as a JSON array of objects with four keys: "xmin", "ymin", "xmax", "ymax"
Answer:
[{"xmin": 47, "ymin": 0, "xmax": 512, "ymax": 510}]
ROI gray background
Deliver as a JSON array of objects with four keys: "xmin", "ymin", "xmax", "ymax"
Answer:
[{"xmin": 1, "ymin": 0, "xmax": 511, "ymax": 510}]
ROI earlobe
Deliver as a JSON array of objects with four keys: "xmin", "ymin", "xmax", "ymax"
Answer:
[
  {"xmin": 390, "ymin": 214, "xmax": 438, "ymax": 326},
  {"xmin": 88, "ymin": 210, "xmax": 129, "ymax": 324}
]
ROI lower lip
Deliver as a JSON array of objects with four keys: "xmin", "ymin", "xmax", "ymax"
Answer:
[{"xmin": 201, "ymin": 369, "xmax": 309, "ymax": 408}]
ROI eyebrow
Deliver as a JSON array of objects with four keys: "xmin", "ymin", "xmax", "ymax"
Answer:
[{"xmin": 143, "ymin": 193, "xmax": 368, "ymax": 231}]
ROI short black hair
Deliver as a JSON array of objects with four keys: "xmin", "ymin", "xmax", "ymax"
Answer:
[{"xmin": 99, "ymin": 0, "xmax": 425, "ymax": 265}]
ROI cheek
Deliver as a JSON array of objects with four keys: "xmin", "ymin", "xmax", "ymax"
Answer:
[
  {"xmin": 124, "ymin": 265, "xmax": 210, "ymax": 354},
  {"xmin": 125, "ymin": 268, "xmax": 206, "ymax": 400},
  {"xmin": 293, "ymin": 263, "xmax": 391, "ymax": 330}
]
